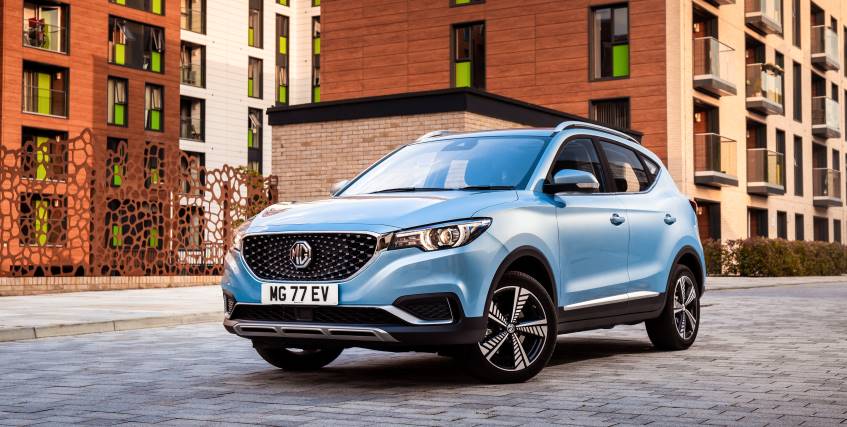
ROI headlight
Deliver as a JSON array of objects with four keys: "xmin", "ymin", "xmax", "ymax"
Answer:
[
  {"xmin": 389, "ymin": 218, "xmax": 491, "ymax": 251},
  {"xmin": 231, "ymin": 217, "xmax": 254, "ymax": 252}
]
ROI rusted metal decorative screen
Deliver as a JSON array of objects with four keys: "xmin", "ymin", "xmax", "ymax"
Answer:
[{"xmin": 0, "ymin": 129, "xmax": 277, "ymax": 277}]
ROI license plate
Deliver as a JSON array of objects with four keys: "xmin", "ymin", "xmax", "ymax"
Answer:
[{"xmin": 261, "ymin": 283, "xmax": 338, "ymax": 305}]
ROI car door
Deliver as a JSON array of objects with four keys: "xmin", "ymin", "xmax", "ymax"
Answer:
[
  {"xmin": 552, "ymin": 137, "xmax": 631, "ymax": 313},
  {"xmin": 596, "ymin": 140, "xmax": 669, "ymax": 309}
]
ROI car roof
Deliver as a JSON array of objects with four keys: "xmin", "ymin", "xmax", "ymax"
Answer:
[{"xmin": 422, "ymin": 128, "xmax": 556, "ymax": 141}]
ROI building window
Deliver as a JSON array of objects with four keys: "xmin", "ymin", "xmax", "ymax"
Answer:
[
  {"xmin": 180, "ymin": 41, "xmax": 205, "ymax": 87},
  {"xmin": 792, "ymin": 0, "xmax": 801, "ymax": 48},
  {"xmin": 312, "ymin": 0, "xmax": 320, "ymax": 7},
  {"xmin": 793, "ymin": 61, "xmax": 802, "ymax": 122},
  {"xmin": 278, "ymin": 0, "xmax": 288, "ymax": 6},
  {"xmin": 144, "ymin": 142, "xmax": 165, "ymax": 188},
  {"xmin": 312, "ymin": 16, "xmax": 321, "ymax": 102},
  {"xmin": 23, "ymin": 1, "xmax": 69, "ymax": 54},
  {"xmin": 110, "ymin": 0, "xmax": 163, "ymax": 15},
  {"xmin": 591, "ymin": 4, "xmax": 629, "ymax": 80},
  {"xmin": 19, "ymin": 193, "xmax": 67, "ymax": 246},
  {"xmin": 248, "ymin": 57, "xmax": 263, "ymax": 98},
  {"xmin": 22, "ymin": 128, "xmax": 67, "ymax": 181},
  {"xmin": 106, "ymin": 138, "xmax": 128, "ymax": 188},
  {"xmin": 776, "ymin": 211, "xmax": 788, "ymax": 239},
  {"xmin": 178, "ymin": 206, "xmax": 206, "ymax": 249},
  {"xmin": 107, "ymin": 77, "xmax": 128, "ymax": 127},
  {"xmin": 22, "ymin": 62, "xmax": 67, "ymax": 117},
  {"xmin": 276, "ymin": 14, "xmax": 290, "ymax": 105},
  {"xmin": 180, "ymin": 151, "xmax": 206, "ymax": 196},
  {"xmin": 813, "ymin": 216, "xmax": 829, "ymax": 241},
  {"xmin": 248, "ymin": 0, "xmax": 262, "ymax": 48},
  {"xmin": 794, "ymin": 135, "xmax": 803, "ymax": 196},
  {"xmin": 748, "ymin": 208, "xmax": 768, "ymax": 238},
  {"xmin": 590, "ymin": 98, "xmax": 630, "ymax": 129},
  {"xmin": 835, "ymin": 219, "xmax": 842, "ymax": 243},
  {"xmin": 248, "ymin": 108, "xmax": 262, "ymax": 173},
  {"xmin": 109, "ymin": 17, "xmax": 165, "ymax": 74},
  {"xmin": 180, "ymin": 0, "xmax": 204, "ymax": 33},
  {"xmin": 795, "ymin": 213, "xmax": 805, "ymax": 240},
  {"xmin": 453, "ymin": 0, "xmax": 484, "ymax": 6},
  {"xmin": 180, "ymin": 97, "xmax": 204, "ymax": 141},
  {"xmin": 145, "ymin": 84, "xmax": 164, "ymax": 132},
  {"xmin": 776, "ymin": 129, "xmax": 786, "ymax": 190},
  {"xmin": 452, "ymin": 22, "xmax": 485, "ymax": 89}
]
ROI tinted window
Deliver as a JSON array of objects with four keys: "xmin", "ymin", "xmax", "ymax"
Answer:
[
  {"xmin": 551, "ymin": 138, "xmax": 606, "ymax": 192},
  {"xmin": 600, "ymin": 141, "xmax": 649, "ymax": 193}
]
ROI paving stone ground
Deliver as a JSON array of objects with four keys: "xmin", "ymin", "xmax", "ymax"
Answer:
[{"xmin": 1, "ymin": 283, "xmax": 846, "ymax": 426}]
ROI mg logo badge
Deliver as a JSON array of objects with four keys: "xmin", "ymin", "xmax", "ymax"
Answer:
[{"xmin": 289, "ymin": 241, "xmax": 312, "ymax": 269}]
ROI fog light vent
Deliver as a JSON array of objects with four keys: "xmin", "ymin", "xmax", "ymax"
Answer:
[
  {"xmin": 396, "ymin": 296, "xmax": 453, "ymax": 321},
  {"xmin": 224, "ymin": 293, "xmax": 237, "ymax": 314}
]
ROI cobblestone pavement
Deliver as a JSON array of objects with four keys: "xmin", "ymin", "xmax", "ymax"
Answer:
[{"xmin": 1, "ymin": 284, "xmax": 846, "ymax": 426}]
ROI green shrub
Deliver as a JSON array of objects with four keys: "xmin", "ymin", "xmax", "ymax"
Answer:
[
  {"xmin": 702, "ymin": 238, "xmax": 724, "ymax": 276},
  {"xmin": 714, "ymin": 238, "xmax": 847, "ymax": 277}
]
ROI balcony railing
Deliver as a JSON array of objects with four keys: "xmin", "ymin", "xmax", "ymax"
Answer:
[
  {"xmin": 745, "ymin": 0, "xmax": 782, "ymax": 34},
  {"xmin": 694, "ymin": 133, "xmax": 738, "ymax": 187},
  {"xmin": 180, "ymin": 8, "xmax": 204, "ymax": 33},
  {"xmin": 180, "ymin": 117, "xmax": 203, "ymax": 141},
  {"xmin": 811, "ymin": 26, "xmax": 840, "ymax": 71},
  {"xmin": 746, "ymin": 63, "xmax": 784, "ymax": 115},
  {"xmin": 747, "ymin": 148, "xmax": 785, "ymax": 195},
  {"xmin": 180, "ymin": 64, "xmax": 203, "ymax": 87},
  {"xmin": 22, "ymin": 22, "xmax": 67, "ymax": 53},
  {"xmin": 813, "ymin": 168, "xmax": 842, "ymax": 207},
  {"xmin": 22, "ymin": 85, "xmax": 67, "ymax": 117},
  {"xmin": 711, "ymin": 0, "xmax": 735, "ymax": 4},
  {"xmin": 812, "ymin": 96, "xmax": 841, "ymax": 139},
  {"xmin": 693, "ymin": 37, "xmax": 737, "ymax": 97}
]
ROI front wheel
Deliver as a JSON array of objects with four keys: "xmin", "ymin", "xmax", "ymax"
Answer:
[
  {"xmin": 459, "ymin": 271, "xmax": 557, "ymax": 383},
  {"xmin": 254, "ymin": 345, "xmax": 343, "ymax": 371},
  {"xmin": 645, "ymin": 264, "xmax": 700, "ymax": 350}
]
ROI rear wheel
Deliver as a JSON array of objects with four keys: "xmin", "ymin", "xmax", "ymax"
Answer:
[
  {"xmin": 645, "ymin": 264, "xmax": 700, "ymax": 350},
  {"xmin": 254, "ymin": 345, "xmax": 343, "ymax": 371},
  {"xmin": 460, "ymin": 271, "xmax": 557, "ymax": 383}
]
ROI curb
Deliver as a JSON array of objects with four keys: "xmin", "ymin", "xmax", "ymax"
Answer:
[{"xmin": 0, "ymin": 312, "xmax": 221, "ymax": 343}]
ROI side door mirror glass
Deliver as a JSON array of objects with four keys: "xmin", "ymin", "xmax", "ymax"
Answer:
[{"xmin": 544, "ymin": 169, "xmax": 600, "ymax": 194}]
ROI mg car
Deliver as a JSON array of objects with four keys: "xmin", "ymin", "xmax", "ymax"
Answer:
[{"xmin": 221, "ymin": 121, "xmax": 705, "ymax": 383}]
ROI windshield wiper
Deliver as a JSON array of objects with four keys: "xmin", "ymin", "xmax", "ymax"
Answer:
[
  {"xmin": 369, "ymin": 187, "xmax": 449, "ymax": 194},
  {"xmin": 452, "ymin": 185, "xmax": 515, "ymax": 191}
]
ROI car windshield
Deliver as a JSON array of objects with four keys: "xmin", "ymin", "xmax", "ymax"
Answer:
[{"xmin": 340, "ymin": 136, "xmax": 549, "ymax": 196}]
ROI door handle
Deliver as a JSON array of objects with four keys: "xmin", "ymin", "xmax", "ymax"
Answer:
[
  {"xmin": 610, "ymin": 213, "xmax": 626, "ymax": 226},
  {"xmin": 664, "ymin": 214, "xmax": 677, "ymax": 225}
]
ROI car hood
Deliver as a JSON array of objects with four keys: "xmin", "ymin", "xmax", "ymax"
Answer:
[{"xmin": 247, "ymin": 191, "xmax": 517, "ymax": 233}]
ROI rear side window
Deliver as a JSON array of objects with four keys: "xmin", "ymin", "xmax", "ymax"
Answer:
[
  {"xmin": 640, "ymin": 154, "xmax": 660, "ymax": 182},
  {"xmin": 599, "ymin": 140, "xmax": 649, "ymax": 193}
]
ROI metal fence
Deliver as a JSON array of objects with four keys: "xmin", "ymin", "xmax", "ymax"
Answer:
[{"xmin": 0, "ymin": 129, "xmax": 278, "ymax": 277}]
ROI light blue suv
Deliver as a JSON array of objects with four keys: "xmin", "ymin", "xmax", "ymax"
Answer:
[{"xmin": 221, "ymin": 121, "xmax": 705, "ymax": 383}]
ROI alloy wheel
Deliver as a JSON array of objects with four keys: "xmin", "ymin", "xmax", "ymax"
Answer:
[
  {"xmin": 673, "ymin": 275, "xmax": 698, "ymax": 340},
  {"xmin": 478, "ymin": 285, "xmax": 549, "ymax": 372}
]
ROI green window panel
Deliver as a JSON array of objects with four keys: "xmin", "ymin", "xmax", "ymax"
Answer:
[
  {"xmin": 278, "ymin": 86, "xmax": 287, "ymax": 104},
  {"xmin": 455, "ymin": 61, "xmax": 471, "ymax": 88},
  {"xmin": 151, "ymin": 0, "xmax": 162, "ymax": 14},
  {"xmin": 313, "ymin": 0, "xmax": 320, "ymax": 6},
  {"xmin": 278, "ymin": 0, "xmax": 288, "ymax": 5},
  {"xmin": 37, "ymin": 72, "xmax": 52, "ymax": 114},
  {"xmin": 151, "ymin": 51, "xmax": 162, "ymax": 73},
  {"xmin": 313, "ymin": 86, "xmax": 320, "ymax": 102},
  {"xmin": 150, "ymin": 168, "xmax": 160, "ymax": 184},
  {"xmin": 454, "ymin": 0, "xmax": 471, "ymax": 4},
  {"xmin": 114, "ymin": 44, "xmax": 126, "ymax": 65},
  {"xmin": 114, "ymin": 104, "xmax": 126, "ymax": 126},
  {"xmin": 248, "ymin": 130, "xmax": 255, "ymax": 148},
  {"xmin": 35, "ymin": 136, "xmax": 49, "ymax": 181},
  {"xmin": 111, "ymin": 224, "xmax": 123, "ymax": 248},
  {"xmin": 612, "ymin": 44, "xmax": 630, "ymax": 78},
  {"xmin": 112, "ymin": 164, "xmax": 123, "ymax": 187},
  {"xmin": 148, "ymin": 228, "xmax": 159, "ymax": 248},
  {"xmin": 35, "ymin": 200, "xmax": 49, "ymax": 246},
  {"xmin": 279, "ymin": 36, "xmax": 288, "ymax": 54},
  {"xmin": 248, "ymin": 28, "xmax": 255, "ymax": 46},
  {"xmin": 313, "ymin": 37, "xmax": 320, "ymax": 54},
  {"xmin": 116, "ymin": 0, "xmax": 125, "ymax": 4},
  {"xmin": 149, "ymin": 110, "xmax": 161, "ymax": 131},
  {"xmin": 248, "ymin": 78, "xmax": 254, "ymax": 97}
]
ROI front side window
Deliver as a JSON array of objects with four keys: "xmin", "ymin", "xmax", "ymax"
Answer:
[
  {"xmin": 550, "ymin": 138, "xmax": 607, "ymax": 192},
  {"xmin": 452, "ymin": 22, "xmax": 485, "ymax": 89},
  {"xmin": 591, "ymin": 4, "xmax": 629, "ymax": 80},
  {"xmin": 145, "ymin": 84, "xmax": 164, "ymax": 131},
  {"xmin": 599, "ymin": 140, "xmax": 649, "ymax": 192},
  {"xmin": 341, "ymin": 137, "xmax": 548, "ymax": 196},
  {"xmin": 107, "ymin": 77, "xmax": 128, "ymax": 126}
]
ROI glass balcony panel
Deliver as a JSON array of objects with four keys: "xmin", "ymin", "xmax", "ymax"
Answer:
[
  {"xmin": 745, "ymin": 0, "xmax": 783, "ymax": 34},
  {"xmin": 694, "ymin": 133, "xmax": 738, "ymax": 186},
  {"xmin": 812, "ymin": 97, "xmax": 841, "ymax": 138},
  {"xmin": 22, "ymin": 20, "xmax": 67, "ymax": 53},
  {"xmin": 747, "ymin": 148, "xmax": 785, "ymax": 194},
  {"xmin": 23, "ymin": 85, "xmax": 67, "ymax": 117},
  {"xmin": 746, "ymin": 63, "xmax": 784, "ymax": 115},
  {"xmin": 811, "ymin": 26, "xmax": 840, "ymax": 70},
  {"xmin": 180, "ymin": 117, "xmax": 203, "ymax": 140},
  {"xmin": 813, "ymin": 168, "xmax": 842, "ymax": 206},
  {"xmin": 180, "ymin": 64, "xmax": 203, "ymax": 87},
  {"xmin": 693, "ymin": 37, "xmax": 737, "ymax": 96}
]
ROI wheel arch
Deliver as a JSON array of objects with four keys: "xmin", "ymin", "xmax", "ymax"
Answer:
[
  {"xmin": 488, "ymin": 246, "xmax": 558, "ymax": 308},
  {"xmin": 672, "ymin": 246, "xmax": 705, "ymax": 295}
]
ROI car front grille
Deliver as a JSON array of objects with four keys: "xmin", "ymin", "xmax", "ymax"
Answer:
[
  {"xmin": 229, "ymin": 305, "xmax": 405, "ymax": 325},
  {"xmin": 241, "ymin": 233, "xmax": 378, "ymax": 281}
]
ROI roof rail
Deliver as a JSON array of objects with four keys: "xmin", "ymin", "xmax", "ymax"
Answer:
[
  {"xmin": 553, "ymin": 121, "xmax": 638, "ymax": 144},
  {"xmin": 415, "ymin": 130, "xmax": 454, "ymax": 142}
]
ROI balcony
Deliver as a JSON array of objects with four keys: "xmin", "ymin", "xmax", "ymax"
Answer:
[
  {"xmin": 747, "ymin": 148, "xmax": 785, "ymax": 195},
  {"xmin": 23, "ymin": 85, "xmax": 67, "ymax": 117},
  {"xmin": 812, "ymin": 96, "xmax": 841, "ymax": 139},
  {"xmin": 710, "ymin": 0, "xmax": 735, "ymax": 4},
  {"xmin": 811, "ymin": 26, "xmax": 840, "ymax": 71},
  {"xmin": 813, "ymin": 168, "xmax": 842, "ymax": 207},
  {"xmin": 745, "ymin": 0, "xmax": 783, "ymax": 34},
  {"xmin": 180, "ymin": 64, "xmax": 203, "ymax": 87},
  {"xmin": 180, "ymin": 117, "xmax": 203, "ymax": 141},
  {"xmin": 693, "ymin": 37, "xmax": 737, "ymax": 97},
  {"xmin": 746, "ymin": 63, "xmax": 784, "ymax": 115},
  {"xmin": 694, "ymin": 133, "xmax": 738, "ymax": 187},
  {"xmin": 22, "ymin": 21, "xmax": 67, "ymax": 53}
]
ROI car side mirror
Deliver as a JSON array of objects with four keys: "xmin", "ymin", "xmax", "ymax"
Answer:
[
  {"xmin": 330, "ymin": 179, "xmax": 350, "ymax": 196},
  {"xmin": 544, "ymin": 169, "xmax": 600, "ymax": 194}
]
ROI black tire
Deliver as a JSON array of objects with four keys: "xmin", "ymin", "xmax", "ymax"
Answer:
[
  {"xmin": 254, "ymin": 345, "xmax": 343, "ymax": 371},
  {"xmin": 459, "ymin": 271, "xmax": 557, "ymax": 383},
  {"xmin": 645, "ymin": 264, "xmax": 700, "ymax": 350}
]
